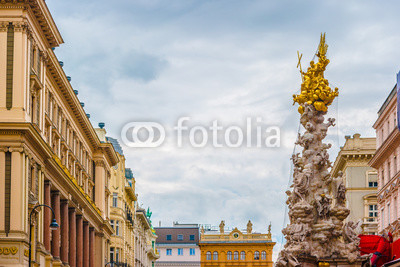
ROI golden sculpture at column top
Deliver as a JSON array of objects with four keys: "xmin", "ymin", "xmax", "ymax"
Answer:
[{"xmin": 293, "ymin": 33, "xmax": 339, "ymax": 114}]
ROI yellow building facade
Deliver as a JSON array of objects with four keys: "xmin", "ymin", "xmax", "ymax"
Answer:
[
  {"xmin": 97, "ymin": 132, "xmax": 138, "ymax": 266},
  {"xmin": 0, "ymin": 0, "xmax": 117, "ymax": 266},
  {"xmin": 199, "ymin": 221, "xmax": 275, "ymax": 267}
]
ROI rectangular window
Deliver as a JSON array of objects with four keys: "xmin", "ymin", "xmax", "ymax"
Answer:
[
  {"xmin": 113, "ymin": 193, "xmax": 118, "ymax": 207},
  {"xmin": 388, "ymin": 204, "xmax": 391, "ymax": 224},
  {"xmin": 116, "ymin": 248, "xmax": 120, "ymax": 263},
  {"xmin": 6, "ymin": 23, "xmax": 14, "ymax": 110},
  {"xmin": 369, "ymin": 205, "xmax": 378, "ymax": 220},
  {"xmin": 166, "ymin": 235, "xmax": 172, "ymax": 241},
  {"xmin": 116, "ymin": 221, "xmax": 119, "ymax": 236},
  {"xmin": 382, "ymin": 209, "xmax": 385, "ymax": 227},
  {"xmin": 388, "ymin": 162, "xmax": 391, "ymax": 179},
  {"xmin": 190, "ymin": 248, "xmax": 195, "ymax": 255},
  {"xmin": 166, "ymin": 249, "xmax": 172, "ymax": 256},
  {"xmin": 369, "ymin": 182, "xmax": 378, "ymax": 187},
  {"xmin": 178, "ymin": 248, "xmax": 183, "ymax": 256},
  {"xmin": 190, "ymin": 235, "xmax": 195, "ymax": 241},
  {"xmin": 110, "ymin": 247, "xmax": 115, "ymax": 262},
  {"xmin": 110, "ymin": 220, "xmax": 114, "ymax": 230},
  {"xmin": 177, "ymin": 234, "xmax": 183, "ymax": 241}
]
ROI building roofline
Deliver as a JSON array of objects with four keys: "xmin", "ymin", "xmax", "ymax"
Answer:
[{"xmin": 377, "ymin": 85, "xmax": 396, "ymax": 116}]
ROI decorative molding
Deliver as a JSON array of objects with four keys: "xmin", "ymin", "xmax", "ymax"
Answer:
[{"xmin": 0, "ymin": 21, "xmax": 8, "ymax": 32}]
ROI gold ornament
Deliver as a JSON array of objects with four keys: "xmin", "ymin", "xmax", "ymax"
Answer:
[{"xmin": 293, "ymin": 33, "xmax": 339, "ymax": 113}]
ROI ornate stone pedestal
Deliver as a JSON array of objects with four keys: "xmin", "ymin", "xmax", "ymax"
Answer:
[{"xmin": 298, "ymin": 256, "xmax": 367, "ymax": 267}]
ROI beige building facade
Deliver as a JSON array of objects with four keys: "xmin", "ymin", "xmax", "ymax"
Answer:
[
  {"xmin": 331, "ymin": 134, "xmax": 378, "ymax": 235},
  {"xmin": 135, "ymin": 208, "xmax": 159, "ymax": 267},
  {"xmin": 105, "ymin": 135, "xmax": 138, "ymax": 266},
  {"xmin": 0, "ymin": 0, "xmax": 118, "ymax": 266}
]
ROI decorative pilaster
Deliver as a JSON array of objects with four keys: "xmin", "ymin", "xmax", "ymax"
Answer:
[
  {"xmin": 69, "ymin": 207, "xmax": 76, "ymax": 267},
  {"xmin": 76, "ymin": 215, "xmax": 83, "ymax": 267},
  {"xmin": 51, "ymin": 191, "xmax": 60, "ymax": 259},
  {"xmin": 60, "ymin": 199, "xmax": 69, "ymax": 264}
]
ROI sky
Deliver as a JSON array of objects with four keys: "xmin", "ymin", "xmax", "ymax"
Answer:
[{"xmin": 46, "ymin": 0, "xmax": 400, "ymax": 259}]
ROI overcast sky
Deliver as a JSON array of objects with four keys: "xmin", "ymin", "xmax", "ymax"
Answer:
[{"xmin": 46, "ymin": 0, "xmax": 400, "ymax": 259}]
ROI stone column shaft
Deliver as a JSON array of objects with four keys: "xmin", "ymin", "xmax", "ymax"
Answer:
[
  {"xmin": 43, "ymin": 181, "xmax": 51, "ymax": 251},
  {"xmin": 89, "ymin": 227, "xmax": 95, "ymax": 267},
  {"xmin": 69, "ymin": 208, "xmax": 76, "ymax": 267},
  {"xmin": 51, "ymin": 191, "xmax": 61, "ymax": 259},
  {"xmin": 83, "ymin": 221, "xmax": 89, "ymax": 267},
  {"xmin": 76, "ymin": 215, "xmax": 83, "ymax": 267},
  {"xmin": 60, "ymin": 199, "xmax": 69, "ymax": 264}
]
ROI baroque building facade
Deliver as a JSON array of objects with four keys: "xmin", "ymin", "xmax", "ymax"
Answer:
[
  {"xmin": 0, "ymin": 0, "xmax": 117, "ymax": 266},
  {"xmin": 370, "ymin": 85, "xmax": 400, "ymax": 238},
  {"xmin": 199, "ymin": 221, "xmax": 274, "ymax": 267},
  {"xmin": 331, "ymin": 133, "xmax": 378, "ymax": 235}
]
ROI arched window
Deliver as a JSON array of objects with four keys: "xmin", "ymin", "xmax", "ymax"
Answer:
[
  {"xmin": 206, "ymin": 251, "xmax": 211, "ymax": 260},
  {"xmin": 227, "ymin": 251, "xmax": 232, "ymax": 260},
  {"xmin": 254, "ymin": 251, "xmax": 260, "ymax": 260},
  {"xmin": 213, "ymin": 251, "xmax": 218, "ymax": 260},
  {"xmin": 261, "ymin": 251, "xmax": 267, "ymax": 260},
  {"xmin": 234, "ymin": 251, "xmax": 239, "ymax": 260},
  {"xmin": 240, "ymin": 251, "xmax": 246, "ymax": 260}
]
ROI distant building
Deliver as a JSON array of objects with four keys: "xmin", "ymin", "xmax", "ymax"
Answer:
[
  {"xmin": 199, "ymin": 221, "xmax": 275, "ymax": 267},
  {"xmin": 331, "ymin": 134, "xmax": 378, "ymax": 235},
  {"xmin": 155, "ymin": 222, "xmax": 201, "ymax": 267},
  {"xmin": 135, "ymin": 208, "xmax": 160, "ymax": 267},
  {"xmin": 370, "ymin": 85, "xmax": 400, "ymax": 238},
  {"xmin": 105, "ymin": 136, "xmax": 137, "ymax": 266}
]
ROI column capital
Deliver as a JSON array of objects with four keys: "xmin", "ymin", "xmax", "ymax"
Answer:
[
  {"xmin": 44, "ymin": 180, "xmax": 52, "ymax": 186},
  {"xmin": 9, "ymin": 146, "xmax": 24, "ymax": 153},
  {"xmin": 60, "ymin": 199, "xmax": 69, "ymax": 204},
  {"xmin": 69, "ymin": 207, "xmax": 76, "ymax": 212},
  {"xmin": 51, "ymin": 190, "xmax": 61, "ymax": 196}
]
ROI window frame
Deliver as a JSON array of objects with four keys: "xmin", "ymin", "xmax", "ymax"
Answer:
[{"xmin": 213, "ymin": 251, "xmax": 218, "ymax": 260}]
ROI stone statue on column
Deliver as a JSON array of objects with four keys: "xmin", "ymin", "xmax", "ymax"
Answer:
[{"xmin": 276, "ymin": 34, "xmax": 361, "ymax": 266}]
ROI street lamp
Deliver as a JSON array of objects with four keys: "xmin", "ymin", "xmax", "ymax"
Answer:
[{"xmin": 29, "ymin": 204, "xmax": 59, "ymax": 267}]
